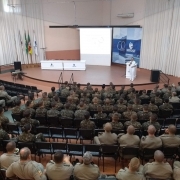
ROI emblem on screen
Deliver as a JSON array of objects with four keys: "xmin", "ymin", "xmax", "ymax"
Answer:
[
  {"xmin": 117, "ymin": 41, "xmax": 125, "ymax": 51},
  {"xmin": 73, "ymin": 64, "xmax": 76, "ymax": 67},
  {"xmin": 129, "ymin": 42, "xmax": 133, "ymax": 50},
  {"xmin": 50, "ymin": 63, "xmax": 53, "ymax": 66}
]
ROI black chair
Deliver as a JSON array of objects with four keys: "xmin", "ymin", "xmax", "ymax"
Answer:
[
  {"xmin": 159, "ymin": 110, "xmax": 172, "ymax": 118},
  {"xmin": 7, "ymin": 123, "xmax": 21, "ymax": 136},
  {"xmin": 94, "ymin": 129, "xmax": 104, "ymax": 136},
  {"xmin": 0, "ymin": 169, "xmax": 7, "ymax": 180},
  {"xmin": 157, "ymin": 118, "xmax": 165, "ymax": 127},
  {"xmin": 141, "ymin": 99, "xmax": 150, "ymax": 105},
  {"xmin": 11, "ymin": 114, "xmax": 22, "ymax": 122},
  {"xmin": 176, "ymin": 118, "xmax": 180, "ymax": 128},
  {"xmin": 98, "ymin": 119, "xmax": 111, "ymax": 128},
  {"xmin": 84, "ymin": 144, "xmax": 101, "ymax": 165},
  {"xmin": 64, "ymin": 128, "xmax": 78, "ymax": 143},
  {"xmin": 101, "ymin": 144, "xmax": 119, "ymax": 172},
  {"xmin": 73, "ymin": 119, "xmax": 82, "ymax": 128},
  {"xmin": 59, "ymin": 97, "xmax": 67, "ymax": 104},
  {"xmin": 89, "ymin": 111, "xmax": 98, "ymax": 117},
  {"xmin": 173, "ymin": 109, "xmax": 180, "ymax": 118},
  {"xmin": 52, "ymin": 142, "xmax": 67, "ymax": 154},
  {"xmin": 163, "ymin": 146, "xmax": 179, "ymax": 159},
  {"xmin": 176, "ymin": 128, "xmax": 180, "ymax": 135},
  {"xmin": 47, "ymin": 116, "xmax": 60, "ymax": 127},
  {"xmin": 163, "ymin": 118, "xmax": 176, "ymax": 128},
  {"xmin": 31, "ymin": 86, "xmax": 42, "ymax": 97},
  {"xmin": 35, "ymin": 142, "xmax": 53, "ymax": 161},
  {"xmin": 67, "ymin": 144, "xmax": 84, "ymax": 161},
  {"xmin": 36, "ymin": 126, "xmax": 51, "ymax": 141},
  {"xmin": 79, "ymin": 129, "xmax": 94, "ymax": 144},
  {"xmin": 60, "ymin": 118, "xmax": 73, "ymax": 128},
  {"xmin": 49, "ymin": 127, "xmax": 64, "ymax": 141},
  {"xmin": 35, "ymin": 116, "xmax": 47, "ymax": 126},
  {"xmin": 171, "ymin": 102, "xmax": 180, "ymax": 110}
]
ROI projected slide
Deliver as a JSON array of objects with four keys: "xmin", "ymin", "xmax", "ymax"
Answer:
[
  {"xmin": 112, "ymin": 27, "xmax": 142, "ymax": 67},
  {"xmin": 80, "ymin": 28, "xmax": 112, "ymax": 66}
]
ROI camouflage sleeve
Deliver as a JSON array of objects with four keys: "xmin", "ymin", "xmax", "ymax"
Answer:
[{"xmin": 3, "ymin": 131, "xmax": 10, "ymax": 140}]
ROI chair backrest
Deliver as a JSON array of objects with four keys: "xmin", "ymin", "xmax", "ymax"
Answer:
[
  {"xmin": 11, "ymin": 114, "xmax": 22, "ymax": 122},
  {"xmin": 164, "ymin": 118, "xmax": 176, "ymax": 127},
  {"xmin": 35, "ymin": 116, "xmax": 47, "ymax": 126},
  {"xmin": 7, "ymin": 123, "xmax": 20, "ymax": 134},
  {"xmin": 49, "ymin": 127, "xmax": 63, "ymax": 136},
  {"xmin": 73, "ymin": 119, "xmax": 82, "ymax": 128},
  {"xmin": 36, "ymin": 142, "xmax": 52, "ymax": 150},
  {"xmin": 60, "ymin": 118, "xmax": 73, "ymax": 128},
  {"xmin": 36, "ymin": 126, "xmax": 50, "ymax": 134},
  {"xmin": 163, "ymin": 147, "xmax": 178, "ymax": 158},
  {"xmin": 68, "ymin": 144, "xmax": 83, "ymax": 152},
  {"xmin": 121, "ymin": 146, "xmax": 139, "ymax": 157},
  {"xmin": 0, "ymin": 169, "xmax": 6, "ymax": 180},
  {"xmin": 18, "ymin": 142, "xmax": 36, "ymax": 154},
  {"xmin": 84, "ymin": 144, "xmax": 101, "ymax": 153},
  {"xmin": 64, "ymin": 128, "xmax": 78, "ymax": 137},
  {"xmin": 52, "ymin": 142, "xmax": 67, "ymax": 153},
  {"xmin": 101, "ymin": 144, "xmax": 119, "ymax": 154},
  {"xmin": 142, "ymin": 148, "xmax": 161, "ymax": 158},
  {"xmin": 98, "ymin": 119, "xmax": 111, "ymax": 128},
  {"xmin": 171, "ymin": 103, "xmax": 180, "ymax": 110},
  {"xmin": 47, "ymin": 116, "xmax": 60, "ymax": 127},
  {"xmin": 79, "ymin": 129, "xmax": 94, "ymax": 139}
]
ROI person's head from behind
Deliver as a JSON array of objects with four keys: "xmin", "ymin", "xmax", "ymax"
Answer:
[
  {"xmin": 128, "ymin": 157, "xmax": 140, "ymax": 172},
  {"xmin": 42, "ymin": 92, "xmax": 48, "ymax": 98},
  {"xmin": 168, "ymin": 124, "xmax": 176, "ymax": 135},
  {"xmin": 102, "ymin": 84, "xmax": 106, "ymax": 89},
  {"xmin": 130, "ymin": 83, "xmax": 134, "ymax": 88},
  {"xmin": 105, "ymin": 98, "xmax": 110, "ymax": 105},
  {"xmin": 20, "ymin": 147, "xmax": 31, "ymax": 161},
  {"xmin": 150, "ymin": 98, "xmax": 155, "ymax": 104},
  {"xmin": 150, "ymin": 113, "xmax": 157, "ymax": 123},
  {"xmin": 79, "ymin": 101, "xmax": 84, "ymax": 108},
  {"xmin": 147, "ymin": 125, "xmax": 156, "ymax": 136},
  {"xmin": 54, "ymin": 151, "xmax": 64, "ymax": 164},
  {"xmin": 38, "ymin": 100, "xmax": 44, "ymax": 107},
  {"xmin": 172, "ymin": 92, "xmax": 177, "ymax": 97},
  {"xmin": 134, "ymin": 98, "xmax": 140, "ymax": 105},
  {"xmin": 22, "ymin": 124, "xmax": 32, "ymax": 133},
  {"xmin": 113, "ymin": 106, "xmax": 118, "ymax": 112},
  {"xmin": 6, "ymin": 141, "xmax": 16, "ymax": 153},
  {"xmin": 0, "ymin": 107, "xmax": 4, "ymax": 115},
  {"xmin": 112, "ymin": 113, "xmax": 119, "ymax": 122},
  {"xmin": 127, "ymin": 125, "xmax": 135, "ymax": 135},
  {"xmin": 25, "ymin": 100, "xmax": 33, "ymax": 108},
  {"xmin": 127, "ymin": 104, "xmax": 133, "ymax": 111},
  {"xmin": 119, "ymin": 98, "xmax": 124, "ymax": 104},
  {"xmin": 143, "ymin": 104, "xmax": 149, "ymax": 112},
  {"xmin": 154, "ymin": 150, "xmax": 164, "ymax": 163},
  {"xmin": 51, "ymin": 87, "xmax": 55, "ymax": 92},
  {"xmin": 164, "ymin": 84, "xmax": 168, "ymax": 88},
  {"xmin": 83, "ymin": 151, "xmax": 92, "ymax": 165},
  {"xmin": 155, "ymin": 92, "xmax": 160, "ymax": 97},
  {"xmin": 51, "ymin": 101, "xmax": 56, "ymax": 108},
  {"xmin": 28, "ymin": 93, "xmax": 34, "ymax": 101},
  {"xmin": 164, "ymin": 99, "xmax": 169, "ymax": 103},
  {"xmin": 84, "ymin": 111, "xmax": 90, "ymax": 120},
  {"xmin": 15, "ymin": 99, "xmax": 21, "ymax": 106},
  {"xmin": 97, "ymin": 106, "xmax": 103, "ymax": 112},
  {"xmin": 121, "ymin": 85, "xmax": 125, "ymax": 90},
  {"xmin": 142, "ymin": 89, "xmax": 146, "ymax": 94},
  {"xmin": 23, "ymin": 109, "xmax": 31, "ymax": 118},
  {"xmin": 92, "ymin": 97, "xmax": 98, "ymax": 104},
  {"xmin": 131, "ymin": 114, "xmax": 138, "ymax": 122},
  {"xmin": 104, "ymin": 123, "xmax": 112, "ymax": 133},
  {"xmin": 64, "ymin": 103, "xmax": 70, "ymax": 109},
  {"xmin": 0, "ymin": 86, "xmax": 5, "ymax": 91},
  {"xmin": 54, "ymin": 95, "xmax": 59, "ymax": 102}
]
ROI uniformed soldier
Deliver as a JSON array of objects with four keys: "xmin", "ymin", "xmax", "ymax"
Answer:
[
  {"xmin": 163, "ymin": 86, "xmax": 172, "ymax": 99},
  {"xmin": 0, "ymin": 122, "xmax": 10, "ymax": 140},
  {"xmin": 127, "ymin": 83, "xmax": 135, "ymax": 94},
  {"xmin": 48, "ymin": 87, "xmax": 57, "ymax": 99},
  {"xmin": 52, "ymin": 95, "xmax": 64, "ymax": 111},
  {"xmin": 23, "ymin": 100, "xmax": 36, "ymax": 118},
  {"xmin": 116, "ymin": 98, "xmax": 127, "ymax": 113},
  {"xmin": 140, "ymin": 125, "xmax": 162, "ymax": 149},
  {"xmin": 116, "ymin": 157, "xmax": 145, "ymax": 180},
  {"xmin": 148, "ymin": 98, "xmax": 159, "ymax": 112},
  {"xmin": 132, "ymin": 99, "xmax": 143, "ymax": 112},
  {"xmin": 118, "ymin": 125, "xmax": 140, "ymax": 147},
  {"xmin": 47, "ymin": 102, "xmax": 60, "ymax": 118},
  {"xmin": 150, "ymin": 87, "xmax": 158, "ymax": 98},
  {"xmin": 80, "ymin": 92, "xmax": 90, "ymax": 104},
  {"xmin": 73, "ymin": 151, "xmax": 100, "ymax": 180},
  {"xmin": 77, "ymin": 101, "xmax": 89, "ymax": 111},
  {"xmin": 92, "ymin": 88, "xmax": 101, "ymax": 99},
  {"xmin": 46, "ymin": 151, "xmax": 73, "ymax": 180},
  {"xmin": 117, "ymin": 85, "xmax": 127, "ymax": 96},
  {"xmin": 80, "ymin": 112, "xmax": 95, "ymax": 130},
  {"xmin": 60, "ymin": 103, "xmax": 74, "ymax": 119},
  {"xmin": 94, "ymin": 123, "xmax": 117, "ymax": 145},
  {"xmin": 108, "ymin": 106, "xmax": 121, "ymax": 120},
  {"xmin": 89, "ymin": 97, "xmax": 100, "ymax": 111},
  {"xmin": 0, "ymin": 141, "xmax": 19, "ymax": 169},
  {"xmin": 60, "ymin": 86, "xmax": 70, "ymax": 98},
  {"xmin": 142, "ymin": 113, "xmax": 161, "ymax": 131},
  {"xmin": 139, "ymin": 90, "xmax": 150, "ymax": 100},
  {"xmin": 154, "ymin": 92, "xmax": 163, "ymax": 105},
  {"xmin": 0, "ymin": 107, "xmax": 10, "ymax": 130},
  {"xmin": 173, "ymin": 161, "xmax": 180, "ymax": 180},
  {"xmin": 100, "ymin": 84, "xmax": 106, "ymax": 95},
  {"xmin": 110, "ymin": 113, "xmax": 123, "ymax": 130},
  {"xmin": 137, "ymin": 104, "xmax": 152, "ymax": 120},
  {"xmin": 21, "ymin": 109, "xmax": 40, "ymax": 127},
  {"xmin": 35, "ymin": 101, "xmax": 47, "ymax": 118},
  {"xmin": 122, "ymin": 104, "xmax": 136, "ymax": 120},
  {"xmin": 75, "ymin": 102, "xmax": 88, "ymax": 119},
  {"xmin": 143, "ymin": 150, "xmax": 172, "ymax": 179},
  {"xmin": 11, "ymin": 99, "xmax": 23, "ymax": 116},
  {"xmin": 6, "ymin": 147, "xmax": 47, "ymax": 180},
  {"xmin": 68, "ymin": 90, "xmax": 79, "ymax": 104},
  {"xmin": 94, "ymin": 106, "xmax": 107, "ymax": 119},
  {"xmin": 40, "ymin": 92, "xmax": 51, "ymax": 109},
  {"xmin": 127, "ymin": 89, "xmax": 136, "ymax": 101},
  {"xmin": 102, "ymin": 98, "xmax": 114, "ymax": 111},
  {"xmin": 18, "ymin": 124, "xmax": 46, "ymax": 142},
  {"xmin": 169, "ymin": 92, "xmax": 180, "ymax": 103},
  {"xmin": 124, "ymin": 114, "xmax": 142, "ymax": 129},
  {"xmin": 160, "ymin": 125, "xmax": 180, "ymax": 147},
  {"xmin": 159, "ymin": 99, "xmax": 173, "ymax": 112},
  {"xmin": 66, "ymin": 97, "xmax": 77, "ymax": 111},
  {"xmin": 161, "ymin": 83, "xmax": 169, "ymax": 94},
  {"xmin": 75, "ymin": 83, "xmax": 83, "ymax": 96},
  {"xmin": 28, "ymin": 93, "xmax": 39, "ymax": 109}
]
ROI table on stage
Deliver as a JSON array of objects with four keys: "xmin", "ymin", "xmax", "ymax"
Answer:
[{"xmin": 40, "ymin": 60, "xmax": 86, "ymax": 70}]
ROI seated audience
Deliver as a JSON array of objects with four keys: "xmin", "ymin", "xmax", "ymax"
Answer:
[
  {"xmin": 140, "ymin": 125, "xmax": 162, "ymax": 149},
  {"xmin": 46, "ymin": 151, "xmax": 73, "ymax": 180},
  {"xmin": 94, "ymin": 123, "xmax": 117, "ymax": 145},
  {"xmin": 17, "ymin": 124, "xmax": 46, "ymax": 142},
  {"xmin": 0, "ymin": 141, "xmax": 19, "ymax": 169},
  {"xmin": 66, "ymin": 97, "xmax": 77, "ymax": 111},
  {"xmin": 116, "ymin": 98, "xmax": 127, "ymax": 113},
  {"xmin": 60, "ymin": 103, "xmax": 74, "ymax": 119},
  {"xmin": 0, "ymin": 122, "xmax": 9, "ymax": 140},
  {"xmin": 24, "ymin": 100, "xmax": 36, "ymax": 118},
  {"xmin": 41, "ymin": 92, "xmax": 51, "ymax": 109},
  {"xmin": 11, "ymin": 99, "xmax": 23, "ymax": 116},
  {"xmin": 137, "ymin": 104, "xmax": 152, "ymax": 120},
  {"xmin": 143, "ymin": 150, "xmax": 173, "ymax": 179},
  {"xmin": 108, "ymin": 106, "xmax": 121, "ymax": 120},
  {"xmin": 159, "ymin": 99, "xmax": 173, "ymax": 112},
  {"xmin": 52, "ymin": 95, "xmax": 64, "ymax": 111},
  {"xmin": 75, "ymin": 102, "xmax": 88, "ymax": 119},
  {"xmin": 118, "ymin": 125, "xmax": 140, "ymax": 147},
  {"xmin": 94, "ymin": 106, "xmax": 107, "ymax": 119},
  {"xmin": 77, "ymin": 101, "xmax": 89, "ymax": 111},
  {"xmin": 124, "ymin": 114, "xmax": 142, "ymax": 129},
  {"xmin": 48, "ymin": 86, "xmax": 57, "ymax": 99},
  {"xmin": 35, "ymin": 100, "xmax": 47, "ymax": 117},
  {"xmin": 173, "ymin": 161, "xmax": 180, "ymax": 180},
  {"xmin": 80, "ymin": 112, "xmax": 95, "ymax": 130},
  {"xmin": 132, "ymin": 99, "xmax": 143, "ymax": 112},
  {"xmin": 110, "ymin": 113, "xmax": 123, "ymax": 130},
  {"xmin": 122, "ymin": 104, "xmax": 136, "ymax": 120},
  {"xmin": 148, "ymin": 98, "xmax": 159, "ymax": 112},
  {"xmin": 139, "ymin": 90, "xmax": 150, "ymax": 100},
  {"xmin": 154, "ymin": 92, "xmax": 163, "ymax": 105},
  {"xmin": 116, "ymin": 157, "xmax": 144, "ymax": 180},
  {"xmin": 102, "ymin": 98, "xmax": 113, "ymax": 111},
  {"xmin": 6, "ymin": 147, "xmax": 47, "ymax": 180},
  {"xmin": 169, "ymin": 92, "xmax": 180, "ymax": 103},
  {"xmin": 0, "ymin": 107, "xmax": 9, "ymax": 130},
  {"xmin": 160, "ymin": 124, "xmax": 180, "ymax": 147},
  {"xmin": 73, "ymin": 152, "xmax": 100, "ymax": 180},
  {"xmin": 89, "ymin": 97, "xmax": 100, "ymax": 111},
  {"xmin": 47, "ymin": 102, "xmax": 60, "ymax": 118}
]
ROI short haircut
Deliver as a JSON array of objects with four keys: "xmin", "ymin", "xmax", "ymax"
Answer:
[
  {"xmin": 23, "ymin": 109, "xmax": 31, "ymax": 118},
  {"xmin": 28, "ymin": 93, "xmax": 34, "ymax": 100},
  {"xmin": 6, "ymin": 141, "xmax": 16, "ymax": 152},
  {"xmin": 64, "ymin": 103, "xmax": 70, "ymax": 109},
  {"xmin": 51, "ymin": 87, "xmax": 55, "ymax": 92},
  {"xmin": 38, "ymin": 100, "xmax": 43, "ymax": 106},
  {"xmin": 155, "ymin": 92, "xmax": 160, "ymax": 97},
  {"xmin": 150, "ymin": 98, "xmax": 155, "ymax": 104},
  {"xmin": 0, "ymin": 107, "xmax": 4, "ymax": 114},
  {"xmin": 51, "ymin": 101, "xmax": 56, "ymax": 107},
  {"xmin": 84, "ymin": 111, "xmax": 90, "ymax": 119},
  {"xmin": 20, "ymin": 147, "xmax": 31, "ymax": 160},
  {"xmin": 15, "ymin": 100, "xmax": 21, "ymax": 106},
  {"xmin": 164, "ymin": 99, "xmax": 169, "ymax": 103},
  {"xmin": 129, "ymin": 157, "xmax": 140, "ymax": 171},
  {"xmin": 54, "ymin": 151, "xmax": 64, "ymax": 163},
  {"xmin": 21, "ymin": 124, "xmax": 31, "ymax": 133},
  {"xmin": 25, "ymin": 100, "xmax": 32, "ymax": 107}
]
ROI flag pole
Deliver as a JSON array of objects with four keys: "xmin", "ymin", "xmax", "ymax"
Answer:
[
  {"xmin": 19, "ymin": 30, "xmax": 25, "ymax": 66},
  {"xmin": 25, "ymin": 30, "xmax": 29, "ymax": 67}
]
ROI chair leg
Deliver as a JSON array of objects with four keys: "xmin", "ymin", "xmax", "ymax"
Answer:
[
  {"xmin": 115, "ymin": 159, "xmax": 117, "ymax": 173},
  {"xmin": 103, "ymin": 156, "xmax": 104, "ymax": 172}
]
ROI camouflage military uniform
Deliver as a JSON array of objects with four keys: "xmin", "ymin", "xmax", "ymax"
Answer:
[
  {"xmin": 48, "ymin": 92, "xmax": 57, "ymax": 98},
  {"xmin": 80, "ymin": 97, "xmax": 90, "ymax": 104},
  {"xmin": 139, "ymin": 94, "xmax": 150, "ymax": 99},
  {"xmin": 127, "ymin": 93, "xmax": 136, "ymax": 100},
  {"xmin": 155, "ymin": 97, "xmax": 163, "ymax": 104},
  {"xmin": 80, "ymin": 119, "xmax": 95, "ymax": 130},
  {"xmin": 132, "ymin": 104, "xmax": 143, "ymax": 112},
  {"xmin": 68, "ymin": 103, "xmax": 77, "ymax": 111},
  {"xmin": 137, "ymin": 111, "xmax": 152, "ymax": 120},
  {"xmin": 17, "ymin": 132, "xmax": 46, "ymax": 142},
  {"xmin": 60, "ymin": 109, "xmax": 74, "ymax": 119},
  {"xmin": 110, "ymin": 122, "xmax": 124, "ymax": 130},
  {"xmin": 142, "ymin": 121, "xmax": 161, "ymax": 131},
  {"xmin": 20, "ymin": 117, "xmax": 40, "ymax": 126},
  {"xmin": 74, "ymin": 109, "xmax": 88, "ymax": 119},
  {"xmin": 116, "ymin": 99, "xmax": 127, "ymax": 105},
  {"xmin": 89, "ymin": 103, "xmax": 99, "ymax": 111},
  {"xmin": 108, "ymin": 112, "xmax": 121, "ymax": 119},
  {"xmin": 0, "ymin": 115, "xmax": 9, "ymax": 130},
  {"xmin": 54, "ymin": 102, "xmax": 64, "ymax": 111},
  {"xmin": 75, "ymin": 88, "xmax": 83, "ymax": 96},
  {"xmin": 61, "ymin": 88, "xmax": 70, "ymax": 98},
  {"xmin": 148, "ymin": 104, "xmax": 159, "ymax": 112},
  {"xmin": 11, "ymin": 107, "xmax": 23, "ymax": 115},
  {"xmin": 127, "ymin": 87, "xmax": 135, "ymax": 94},
  {"xmin": 23, "ymin": 107, "xmax": 36, "ymax": 118},
  {"xmin": 0, "ymin": 128, "xmax": 9, "ymax": 140},
  {"xmin": 42, "ymin": 98, "xmax": 51, "ymax": 109},
  {"xmin": 47, "ymin": 108, "xmax": 60, "ymax": 117},
  {"xmin": 122, "ymin": 111, "xmax": 136, "ymax": 120},
  {"xmin": 159, "ymin": 103, "xmax": 173, "ymax": 111},
  {"xmin": 36, "ymin": 107, "xmax": 47, "ymax": 117},
  {"xmin": 124, "ymin": 120, "xmax": 142, "ymax": 129},
  {"xmin": 163, "ymin": 92, "xmax": 171, "ymax": 99},
  {"xmin": 94, "ymin": 112, "xmax": 107, "ymax": 119},
  {"xmin": 116, "ymin": 104, "xmax": 127, "ymax": 113},
  {"xmin": 77, "ymin": 104, "xmax": 89, "ymax": 111},
  {"xmin": 102, "ymin": 104, "xmax": 114, "ymax": 111}
]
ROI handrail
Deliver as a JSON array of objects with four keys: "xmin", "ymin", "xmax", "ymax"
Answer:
[{"xmin": 160, "ymin": 70, "xmax": 170, "ymax": 85}]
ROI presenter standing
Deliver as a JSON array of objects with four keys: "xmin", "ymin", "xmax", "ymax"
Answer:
[{"xmin": 129, "ymin": 57, "xmax": 137, "ymax": 81}]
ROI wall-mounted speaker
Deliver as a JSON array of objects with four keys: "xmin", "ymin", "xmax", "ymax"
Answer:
[
  {"xmin": 150, "ymin": 69, "xmax": 160, "ymax": 83},
  {"xmin": 14, "ymin": 61, "xmax": 22, "ymax": 71}
]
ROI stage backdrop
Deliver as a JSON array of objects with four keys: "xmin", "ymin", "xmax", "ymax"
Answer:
[{"xmin": 112, "ymin": 27, "xmax": 142, "ymax": 67}]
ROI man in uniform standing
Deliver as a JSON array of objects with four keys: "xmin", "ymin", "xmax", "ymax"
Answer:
[
  {"xmin": 6, "ymin": 147, "xmax": 47, "ymax": 180},
  {"xmin": 46, "ymin": 151, "xmax": 73, "ymax": 180},
  {"xmin": 129, "ymin": 58, "xmax": 137, "ymax": 81},
  {"xmin": 73, "ymin": 151, "xmax": 100, "ymax": 180}
]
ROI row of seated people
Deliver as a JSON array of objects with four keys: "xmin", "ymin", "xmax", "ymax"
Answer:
[{"xmin": 1, "ymin": 139, "xmax": 180, "ymax": 179}]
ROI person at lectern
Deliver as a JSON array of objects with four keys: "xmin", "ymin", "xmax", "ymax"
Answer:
[{"xmin": 129, "ymin": 58, "xmax": 137, "ymax": 81}]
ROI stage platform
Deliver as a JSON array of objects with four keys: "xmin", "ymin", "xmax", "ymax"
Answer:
[{"xmin": 22, "ymin": 65, "xmax": 155, "ymax": 86}]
